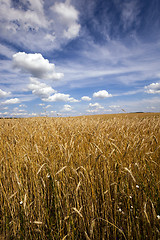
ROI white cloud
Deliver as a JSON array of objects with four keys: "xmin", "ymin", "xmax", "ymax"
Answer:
[
  {"xmin": 93, "ymin": 90, "xmax": 112, "ymax": 98},
  {"xmin": 42, "ymin": 93, "xmax": 79, "ymax": 103},
  {"xmin": 44, "ymin": 105, "xmax": 52, "ymax": 109},
  {"xmin": 50, "ymin": 110, "xmax": 57, "ymax": 114},
  {"xmin": 145, "ymin": 83, "xmax": 160, "ymax": 94},
  {"xmin": 62, "ymin": 104, "xmax": 72, "ymax": 112},
  {"xmin": 0, "ymin": 89, "xmax": 11, "ymax": 98},
  {"xmin": 13, "ymin": 52, "xmax": 64, "ymax": 80},
  {"xmin": 64, "ymin": 23, "xmax": 80, "ymax": 39},
  {"xmin": 30, "ymin": 113, "xmax": 37, "ymax": 116},
  {"xmin": 2, "ymin": 98, "xmax": 20, "ymax": 105},
  {"xmin": 19, "ymin": 104, "xmax": 26, "ymax": 108},
  {"xmin": 0, "ymin": 43, "xmax": 15, "ymax": 58},
  {"xmin": 0, "ymin": 0, "xmax": 47, "ymax": 30},
  {"xmin": 109, "ymin": 105, "xmax": 120, "ymax": 108},
  {"xmin": 86, "ymin": 102, "xmax": 105, "ymax": 114},
  {"xmin": 11, "ymin": 112, "xmax": 28, "ymax": 117},
  {"xmin": 0, "ymin": 0, "xmax": 81, "ymax": 52},
  {"xmin": 12, "ymin": 107, "xmax": 26, "ymax": 114},
  {"xmin": 81, "ymin": 96, "xmax": 91, "ymax": 101},
  {"xmin": 104, "ymin": 109, "xmax": 112, "ymax": 112},
  {"xmin": 52, "ymin": 2, "xmax": 79, "ymax": 24},
  {"xmin": 28, "ymin": 0, "xmax": 44, "ymax": 15},
  {"xmin": 27, "ymin": 77, "xmax": 79, "ymax": 103},
  {"xmin": 28, "ymin": 78, "xmax": 56, "ymax": 98},
  {"xmin": 45, "ymin": 33, "xmax": 56, "ymax": 42},
  {"xmin": 89, "ymin": 103, "xmax": 104, "ymax": 109},
  {"xmin": 52, "ymin": 1, "xmax": 80, "ymax": 39},
  {"xmin": 0, "ymin": 111, "xmax": 9, "ymax": 116},
  {"xmin": 86, "ymin": 109, "xmax": 98, "ymax": 113}
]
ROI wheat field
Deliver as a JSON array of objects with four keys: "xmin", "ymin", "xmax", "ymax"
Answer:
[{"xmin": 0, "ymin": 113, "xmax": 160, "ymax": 239}]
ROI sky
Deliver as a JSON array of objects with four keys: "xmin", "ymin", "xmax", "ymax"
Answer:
[{"xmin": 0, "ymin": 0, "xmax": 160, "ymax": 117}]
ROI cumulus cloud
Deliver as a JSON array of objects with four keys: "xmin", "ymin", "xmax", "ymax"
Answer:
[
  {"xmin": 81, "ymin": 96, "xmax": 91, "ymax": 101},
  {"xmin": 145, "ymin": 83, "xmax": 160, "ymax": 94},
  {"xmin": 13, "ymin": 52, "xmax": 64, "ymax": 80},
  {"xmin": 62, "ymin": 104, "xmax": 73, "ymax": 112},
  {"xmin": 27, "ymin": 77, "xmax": 79, "ymax": 103},
  {"xmin": 0, "ymin": 89, "xmax": 11, "ymax": 98},
  {"xmin": 93, "ymin": 90, "xmax": 112, "ymax": 98},
  {"xmin": 2, "ymin": 98, "xmax": 20, "ymax": 105},
  {"xmin": 42, "ymin": 93, "xmax": 79, "ymax": 103},
  {"xmin": 89, "ymin": 103, "xmax": 104, "ymax": 109},
  {"xmin": 86, "ymin": 102, "xmax": 104, "ymax": 114},
  {"xmin": 28, "ymin": 78, "xmax": 56, "ymax": 98},
  {"xmin": 52, "ymin": 1, "xmax": 80, "ymax": 39}
]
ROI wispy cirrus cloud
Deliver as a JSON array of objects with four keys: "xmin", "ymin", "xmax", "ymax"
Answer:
[{"xmin": 120, "ymin": 0, "xmax": 141, "ymax": 30}]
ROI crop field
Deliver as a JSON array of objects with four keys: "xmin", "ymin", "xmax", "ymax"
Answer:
[{"xmin": 0, "ymin": 113, "xmax": 160, "ymax": 239}]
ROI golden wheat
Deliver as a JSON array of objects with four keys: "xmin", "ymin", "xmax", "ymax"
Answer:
[{"xmin": 0, "ymin": 113, "xmax": 160, "ymax": 239}]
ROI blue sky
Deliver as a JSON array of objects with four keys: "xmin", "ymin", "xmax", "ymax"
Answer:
[{"xmin": 0, "ymin": 0, "xmax": 160, "ymax": 117}]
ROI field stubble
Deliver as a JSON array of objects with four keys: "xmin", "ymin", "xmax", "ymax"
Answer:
[{"xmin": 0, "ymin": 113, "xmax": 160, "ymax": 239}]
